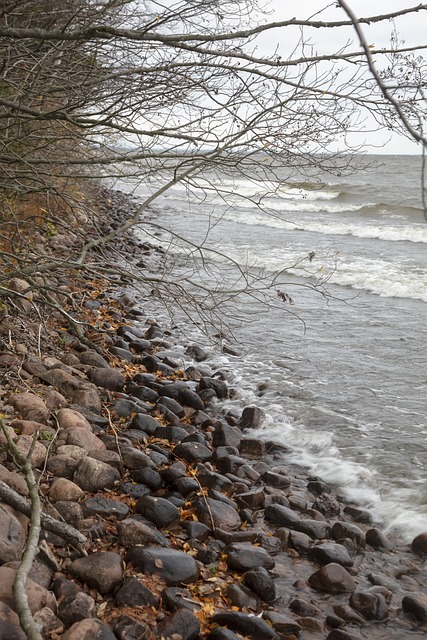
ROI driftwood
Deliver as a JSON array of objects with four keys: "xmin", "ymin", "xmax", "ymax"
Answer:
[{"xmin": 0, "ymin": 480, "xmax": 87, "ymax": 550}]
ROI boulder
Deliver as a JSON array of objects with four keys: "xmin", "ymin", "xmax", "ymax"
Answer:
[
  {"xmin": 125, "ymin": 547, "xmax": 199, "ymax": 585},
  {"xmin": 73, "ymin": 456, "xmax": 120, "ymax": 491},
  {"xmin": 68, "ymin": 551, "xmax": 124, "ymax": 595},
  {"xmin": 226, "ymin": 543, "xmax": 275, "ymax": 572},
  {"xmin": 10, "ymin": 392, "xmax": 49, "ymax": 423},
  {"xmin": 308, "ymin": 563, "xmax": 356, "ymax": 593}
]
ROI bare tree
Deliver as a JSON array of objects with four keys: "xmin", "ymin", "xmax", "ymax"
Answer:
[{"xmin": 0, "ymin": 0, "xmax": 426, "ymax": 332}]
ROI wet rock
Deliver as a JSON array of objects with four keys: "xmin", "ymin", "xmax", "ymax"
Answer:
[
  {"xmin": 326, "ymin": 630, "xmax": 363, "ymax": 640},
  {"xmin": 307, "ymin": 479, "xmax": 332, "ymax": 495},
  {"xmin": 81, "ymin": 496, "xmax": 129, "ymax": 520},
  {"xmin": 194, "ymin": 496, "xmax": 241, "ymax": 531},
  {"xmin": 239, "ymin": 438, "xmax": 266, "ymax": 458},
  {"xmin": 297, "ymin": 518, "xmax": 330, "ymax": 539},
  {"xmin": 261, "ymin": 470, "xmax": 290, "ymax": 489},
  {"xmin": 365, "ymin": 528, "xmax": 392, "ymax": 550},
  {"xmin": 265, "ymin": 504, "xmax": 300, "ymax": 527},
  {"xmin": 109, "ymin": 346, "xmax": 133, "ymax": 362},
  {"xmin": 212, "ymin": 423, "xmax": 241, "ymax": 448},
  {"xmin": 349, "ymin": 590, "xmax": 388, "ymax": 620},
  {"xmin": 243, "ymin": 567, "xmax": 276, "ymax": 602},
  {"xmin": 182, "ymin": 521, "xmax": 211, "ymax": 541},
  {"xmin": 290, "ymin": 598, "xmax": 321, "ymax": 617},
  {"xmin": 61, "ymin": 618, "xmax": 117, "ymax": 640},
  {"xmin": 10, "ymin": 392, "xmax": 49, "ymax": 423},
  {"xmin": 174, "ymin": 441, "xmax": 213, "ymax": 463},
  {"xmin": 225, "ymin": 583, "xmax": 262, "ymax": 611},
  {"xmin": 117, "ymin": 518, "xmax": 170, "ymax": 547},
  {"xmin": 0, "ymin": 505, "xmax": 25, "ymax": 563},
  {"xmin": 237, "ymin": 489, "xmax": 266, "ymax": 513},
  {"xmin": 332, "ymin": 522, "xmax": 365, "ymax": 546},
  {"xmin": 411, "ymin": 532, "xmax": 427, "ymax": 554},
  {"xmin": 125, "ymin": 546, "xmax": 199, "ymax": 585},
  {"xmin": 186, "ymin": 344, "xmax": 209, "ymax": 361},
  {"xmin": 332, "ymin": 604, "xmax": 365, "ymax": 624},
  {"xmin": 157, "ymin": 608, "xmax": 200, "ymax": 640},
  {"xmin": 402, "ymin": 593, "xmax": 427, "ymax": 621},
  {"xmin": 88, "ymin": 367, "xmax": 125, "ymax": 391},
  {"xmin": 308, "ymin": 563, "xmax": 357, "ymax": 593},
  {"xmin": 177, "ymin": 388, "xmax": 204, "ymax": 411},
  {"xmin": 314, "ymin": 493, "xmax": 341, "ymax": 517},
  {"xmin": 0, "ymin": 566, "xmax": 56, "ymax": 613},
  {"xmin": 136, "ymin": 495, "xmax": 179, "ymax": 528},
  {"xmin": 199, "ymin": 377, "xmax": 228, "ymax": 399},
  {"xmin": 309, "ymin": 543, "xmax": 353, "ymax": 567},
  {"xmin": 289, "ymin": 530, "xmax": 312, "ymax": 555},
  {"xmin": 344, "ymin": 506, "xmax": 372, "ymax": 523},
  {"xmin": 48, "ymin": 478, "xmax": 84, "ymax": 502},
  {"xmin": 226, "ymin": 542, "xmax": 275, "ymax": 572},
  {"xmin": 68, "ymin": 551, "xmax": 124, "ymax": 595},
  {"xmin": 211, "ymin": 612, "xmax": 279, "ymax": 640},
  {"xmin": 57, "ymin": 408, "xmax": 93, "ymax": 431},
  {"xmin": 157, "ymin": 395, "xmax": 184, "ymax": 417},
  {"xmin": 112, "ymin": 614, "xmax": 152, "ymax": 640},
  {"xmin": 115, "ymin": 577, "xmax": 159, "ymax": 608},
  {"xmin": 73, "ymin": 456, "xmax": 120, "ymax": 491},
  {"xmin": 262, "ymin": 611, "xmax": 301, "ymax": 636},
  {"xmin": 239, "ymin": 406, "xmax": 263, "ymax": 430}
]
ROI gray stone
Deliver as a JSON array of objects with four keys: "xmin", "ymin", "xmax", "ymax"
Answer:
[
  {"xmin": 10, "ymin": 392, "xmax": 49, "ymax": 423},
  {"xmin": 174, "ymin": 441, "xmax": 212, "ymax": 463},
  {"xmin": 68, "ymin": 551, "xmax": 124, "ymax": 595},
  {"xmin": 262, "ymin": 611, "xmax": 301, "ymax": 636},
  {"xmin": 79, "ymin": 350, "xmax": 110, "ymax": 368},
  {"xmin": 112, "ymin": 615, "xmax": 152, "ymax": 640},
  {"xmin": 265, "ymin": 504, "xmax": 299, "ymax": 527},
  {"xmin": 226, "ymin": 543, "xmax": 275, "ymax": 572},
  {"xmin": 212, "ymin": 612, "xmax": 278, "ymax": 640},
  {"xmin": 73, "ymin": 456, "xmax": 120, "ymax": 491},
  {"xmin": 58, "ymin": 590, "xmax": 96, "ymax": 627},
  {"xmin": 136, "ymin": 495, "xmax": 179, "ymax": 528},
  {"xmin": 244, "ymin": 567, "xmax": 276, "ymax": 603},
  {"xmin": 81, "ymin": 497, "xmax": 129, "ymax": 520},
  {"xmin": 332, "ymin": 522, "xmax": 365, "ymax": 546},
  {"xmin": 225, "ymin": 584, "xmax": 262, "ymax": 611},
  {"xmin": 349, "ymin": 590, "xmax": 388, "ymax": 620},
  {"xmin": 194, "ymin": 497, "xmax": 241, "ymax": 531},
  {"xmin": 402, "ymin": 592, "xmax": 427, "ymax": 621},
  {"xmin": 309, "ymin": 542, "xmax": 353, "ymax": 567},
  {"xmin": 308, "ymin": 563, "xmax": 356, "ymax": 593},
  {"xmin": 117, "ymin": 518, "xmax": 170, "ymax": 547},
  {"xmin": 161, "ymin": 586, "xmax": 201, "ymax": 613},
  {"xmin": 115, "ymin": 577, "xmax": 159, "ymax": 608},
  {"xmin": 88, "ymin": 367, "xmax": 125, "ymax": 391},
  {"xmin": 239, "ymin": 406, "xmax": 263, "ymax": 430},
  {"xmin": 157, "ymin": 609, "xmax": 200, "ymax": 640},
  {"xmin": 213, "ymin": 424, "xmax": 241, "ymax": 448},
  {"xmin": 125, "ymin": 546, "xmax": 199, "ymax": 585},
  {"xmin": 120, "ymin": 447, "xmax": 154, "ymax": 470},
  {"xmin": 0, "ymin": 505, "xmax": 25, "ymax": 564}
]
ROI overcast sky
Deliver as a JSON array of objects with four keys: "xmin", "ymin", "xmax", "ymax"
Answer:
[{"xmin": 258, "ymin": 1, "xmax": 426, "ymax": 153}]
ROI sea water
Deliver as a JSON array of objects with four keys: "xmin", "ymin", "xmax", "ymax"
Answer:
[{"xmin": 116, "ymin": 154, "xmax": 427, "ymax": 542}]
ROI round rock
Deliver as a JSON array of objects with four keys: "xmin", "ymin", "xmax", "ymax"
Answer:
[
  {"xmin": 226, "ymin": 543, "xmax": 275, "ymax": 572},
  {"xmin": 68, "ymin": 551, "xmax": 124, "ymax": 595},
  {"xmin": 125, "ymin": 547, "xmax": 199, "ymax": 585},
  {"xmin": 308, "ymin": 563, "xmax": 356, "ymax": 593}
]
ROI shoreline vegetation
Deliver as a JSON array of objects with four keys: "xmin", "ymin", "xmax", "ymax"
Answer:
[{"xmin": 0, "ymin": 188, "xmax": 426, "ymax": 640}]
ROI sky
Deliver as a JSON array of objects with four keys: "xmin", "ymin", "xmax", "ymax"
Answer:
[{"xmin": 257, "ymin": 0, "xmax": 427, "ymax": 153}]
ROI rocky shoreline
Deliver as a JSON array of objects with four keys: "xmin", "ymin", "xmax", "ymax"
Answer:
[{"xmin": 0, "ymin": 189, "xmax": 426, "ymax": 640}]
